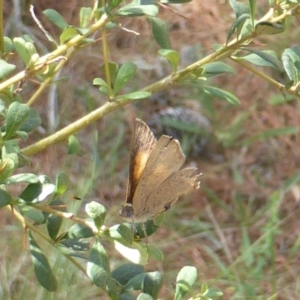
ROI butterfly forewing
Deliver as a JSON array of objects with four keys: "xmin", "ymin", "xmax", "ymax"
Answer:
[{"xmin": 126, "ymin": 119, "xmax": 157, "ymax": 205}]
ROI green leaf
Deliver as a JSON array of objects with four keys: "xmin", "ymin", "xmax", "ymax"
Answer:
[
  {"xmin": 58, "ymin": 239, "xmax": 90, "ymax": 255},
  {"xmin": 43, "ymin": 9, "xmax": 69, "ymax": 30},
  {"xmin": 25, "ymin": 41, "xmax": 38, "ymax": 58},
  {"xmin": 0, "ymin": 89, "xmax": 13, "ymax": 105},
  {"xmin": 203, "ymin": 86, "xmax": 240, "ymax": 105},
  {"xmin": 4, "ymin": 102, "xmax": 31, "ymax": 140},
  {"xmin": 4, "ymin": 36, "xmax": 14, "ymax": 53},
  {"xmin": 0, "ymin": 158, "xmax": 16, "ymax": 183},
  {"xmin": 137, "ymin": 293, "xmax": 154, "ymax": 300},
  {"xmin": 68, "ymin": 135, "xmax": 82, "ymax": 155},
  {"xmin": 255, "ymin": 21, "xmax": 285, "ymax": 36},
  {"xmin": 15, "ymin": 131, "xmax": 28, "ymax": 141},
  {"xmin": 80, "ymin": 7, "xmax": 92, "ymax": 28},
  {"xmin": 67, "ymin": 223, "xmax": 94, "ymax": 239},
  {"xmin": 0, "ymin": 189, "xmax": 13, "ymax": 207},
  {"xmin": 102, "ymin": 62, "xmax": 119, "ymax": 89},
  {"xmin": 177, "ymin": 266, "xmax": 197, "ymax": 286},
  {"xmin": 13, "ymin": 38, "xmax": 30, "ymax": 65},
  {"xmin": 0, "ymin": 60, "xmax": 16, "ymax": 79},
  {"xmin": 113, "ymin": 62, "xmax": 137, "ymax": 95},
  {"xmin": 175, "ymin": 266, "xmax": 197, "ymax": 300},
  {"xmin": 85, "ymin": 201, "xmax": 107, "ymax": 230},
  {"xmin": 123, "ymin": 272, "xmax": 147, "ymax": 291},
  {"xmin": 2, "ymin": 140, "xmax": 20, "ymax": 166},
  {"xmin": 93, "ymin": 77, "xmax": 109, "ymax": 89},
  {"xmin": 112, "ymin": 264, "xmax": 145, "ymax": 286},
  {"xmin": 116, "ymin": 91, "xmax": 151, "ymax": 100},
  {"xmin": 229, "ymin": 0, "xmax": 249, "ymax": 18},
  {"xmin": 19, "ymin": 108, "xmax": 42, "ymax": 132},
  {"xmin": 149, "ymin": 17, "xmax": 171, "ymax": 49},
  {"xmin": 143, "ymin": 272, "xmax": 163, "ymax": 299},
  {"xmin": 19, "ymin": 179, "xmax": 55, "ymax": 203},
  {"xmin": 249, "ymin": 0, "xmax": 256, "ymax": 27},
  {"xmin": 203, "ymin": 62, "xmax": 235, "ymax": 77},
  {"xmin": 226, "ymin": 13, "xmax": 249, "ymax": 42},
  {"xmin": 121, "ymin": 270, "xmax": 162, "ymax": 297},
  {"xmin": 55, "ymin": 172, "xmax": 69, "ymax": 195},
  {"xmin": 87, "ymin": 239, "xmax": 111, "ymax": 287},
  {"xmin": 108, "ymin": 224, "xmax": 134, "ymax": 245},
  {"xmin": 60, "ymin": 27, "xmax": 76, "ymax": 44},
  {"xmin": 108, "ymin": 0, "xmax": 125, "ymax": 10},
  {"xmin": 235, "ymin": 49, "xmax": 283, "ymax": 70},
  {"xmin": 282, "ymin": 48, "xmax": 300, "ymax": 83},
  {"xmin": 115, "ymin": 240, "xmax": 149, "ymax": 264},
  {"xmin": 3, "ymin": 173, "xmax": 39, "ymax": 184},
  {"xmin": 118, "ymin": 5, "xmax": 158, "ymax": 17},
  {"xmin": 60, "ymin": 27, "xmax": 83, "ymax": 44},
  {"xmin": 239, "ymin": 18, "xmax": 253, "ymax": 38},
  {"xmin": 20, "ymin": 205, "xmax": 45, "ymax": 223},
  {"xmin": 29, "ymin": 233, "xmax": 58, "ymax": 291},
  {"xmin": 158, "ymin": 49, "xmax": 180, "ymax": 72},
  {"xmin": 147, "ymin": 244, "xmax": 164, "ymax": 262},
  {"xmin": 20, "ymin": 182, "xmax": 42, "ymax": 202},
  {"xmin": 134, "ymin": 217, "xmax": 162, "ymax": 238},
  {"xmin": 47, "ymin": 199, "xmax": 66, "ymax": 240}
]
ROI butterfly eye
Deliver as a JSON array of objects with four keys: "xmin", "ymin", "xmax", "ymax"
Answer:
[{"xmin": 119, "ymin": 205, "xmax": 135, "ymax": 219}]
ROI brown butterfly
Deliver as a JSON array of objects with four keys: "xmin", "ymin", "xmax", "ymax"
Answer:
[{"xmin": 119, "ymin": 118, "xmax": 201, "ymax": 223}]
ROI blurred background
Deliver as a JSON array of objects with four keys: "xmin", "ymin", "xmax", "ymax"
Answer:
[{"xmin": 1, "ymin": 1, "xmax": 300, "ymax": 299}]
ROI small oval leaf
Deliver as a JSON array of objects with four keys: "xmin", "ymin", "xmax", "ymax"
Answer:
[
  {"xmin": 112, "ymin": 263, "xmax": 145, "ymax": 286},
  {"xmin": 0, "ymin": 189, "xmax": 12, "ymax": 207},
  {"xmin": 67, "ymin": 223, "xmax": 94, "ymax": 239},
  {"xmin": 85, "ymin": 201, "xmax": 106, "ymax": 229},
  {"xmin": 43, "ymin": 9, "xmax": 69, "ymax": 30},
  {"xmin": 87, "ymin": 239, "xmax": 111, "ymax": 287},
  {"xmin": 149, "ymin": 17, "xmax": 171, "ymax": 49},
  {"xmin": 113, "ymin": 62, "xmax": 137, "ymax": 95},
  {"xmin": 158, "ymin": 49, "xmax": 180, "ymax": 72},
  {"xmin": 203, "ymin": 86, "xmax": 240, "ymax": 105},
  {"xmin": 4, "ymin": 102, "xmax": 31, "ymax": 140},
  {"xmin": 0, "ymin": 60, "xmax": 16, "ymax": 79},
  {"xmin": 29, "ymin": 233, "xmax": 58, "ymax": 291},
  {"xmin": 55, "ymin": 172, "xmax": 69, "ymax": 195}
]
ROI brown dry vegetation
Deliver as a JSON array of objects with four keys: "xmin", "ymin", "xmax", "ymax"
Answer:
[{"xmin": 1, "ymin": 0, "xmax": 300, "ymax": 299}]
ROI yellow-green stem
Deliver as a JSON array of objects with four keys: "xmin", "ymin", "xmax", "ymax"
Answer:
[
  {"xmin": 101, "ymin": 0, "xmax": 112, "ymax": 96},
  {"xmin": 7, "ymin": 205, "xmax": 88, "ymax": 275},
  {"xmin": 0, "ymin": 13, "xmax": 109, "ymax": 92},
  {"xmin": 231, "ymin": 57, "xmax": 286, "ymax": 91}
]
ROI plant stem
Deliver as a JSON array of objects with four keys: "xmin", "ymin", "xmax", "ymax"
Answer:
[
  {"xmin": 32, "ymin": 203, "xmax": 101, "ymax": 232},
  {"xmin": 7, "ymin": 204, "xmax": 88, "ymax": 275},
  {"xmin": 231, "ymin": 57, "xmax": 286, "ymax": 91},
  {"xmin": 0, "ymin": 13, "xmax": 109, "ymax": 92}
]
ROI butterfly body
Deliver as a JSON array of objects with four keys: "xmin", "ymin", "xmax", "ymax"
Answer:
[{"xmin": 119, "ymin": 119, "xmax": 201, "ymax": 223}]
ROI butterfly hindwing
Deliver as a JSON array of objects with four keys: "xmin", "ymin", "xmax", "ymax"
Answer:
[
  {"xmin": 140, "ymin": 168, "xmax": 200, "ymax": 218},
  {"xmin": 132, "ymin": 135, "xmax": 186, "ymax": 218}
]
